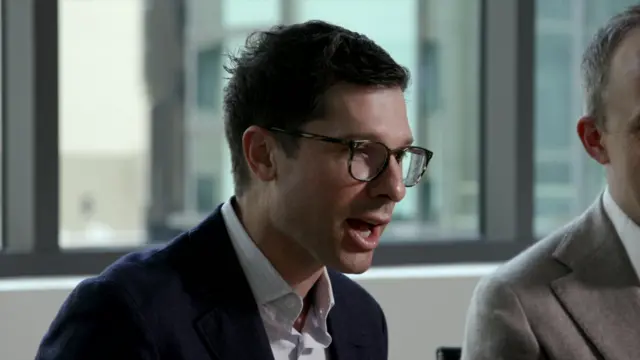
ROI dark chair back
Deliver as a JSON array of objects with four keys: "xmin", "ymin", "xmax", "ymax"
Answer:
[{"xmin": 436, "ymin": 346, "xmax": 461, "ymax": 360}]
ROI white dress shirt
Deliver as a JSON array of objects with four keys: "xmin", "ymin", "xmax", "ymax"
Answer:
[
  {"xmin": 221, "ymin": 199, "xmax": 335, "ymax": 360},
  {"xmin": 602, "ymin": 188, "xmax": 640, "ymax": 279}
]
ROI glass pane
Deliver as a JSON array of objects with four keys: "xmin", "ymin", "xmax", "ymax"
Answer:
[
  {"xmin": 533, "ymin": 0, "xmax": 638, "ymax": 236},
  {"xmin": 297, "ymin": 0, "xmax": 481, "ymax": 241},
  {"xmin": 222, "ymin": 0, "xmax": 279, "ymax": 28},
  {"xmin": 59, "ymin": 0, "xmax": 480, "ymax": 249},
  {"xmin": 59, "ymin": 0, "xmax": 149, "ymax": 248}
]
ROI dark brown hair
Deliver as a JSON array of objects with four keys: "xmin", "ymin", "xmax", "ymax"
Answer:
[{"xmin": 223, "ymin": 20, "xmax": 410, "ymax": 195}]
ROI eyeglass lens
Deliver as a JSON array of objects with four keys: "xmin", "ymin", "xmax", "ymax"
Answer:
[{"xmin": 349, "ymin": 142, "xmax": 427, "ymax": 186}]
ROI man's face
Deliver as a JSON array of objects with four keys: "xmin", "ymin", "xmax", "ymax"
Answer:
[
  {"xmin": 598, "ymin": 28, "xmax": 640, "ymax": 221},
  {"xmin": 270, "ymin": 83, "xmax": 412, "ymax": 274}
]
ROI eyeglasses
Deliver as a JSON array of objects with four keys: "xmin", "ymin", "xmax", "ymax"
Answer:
[{"xmin": 268, "ymin": 127, "xmax": 433, "ymax": 187}]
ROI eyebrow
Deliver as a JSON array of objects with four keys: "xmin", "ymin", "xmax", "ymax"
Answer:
[{"xmin": 339, "ymin": 132, "xmax": 414, "ymax": 147}]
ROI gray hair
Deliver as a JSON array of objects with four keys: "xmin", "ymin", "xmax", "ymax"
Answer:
[{"xmin": 582, "ymin": 5, "xmax": 640, "ymax": 127}]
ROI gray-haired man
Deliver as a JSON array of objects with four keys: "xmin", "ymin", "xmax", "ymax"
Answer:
[{"xmin": 462, "ymin": 6, "xmax": 640, "ymax": 360}]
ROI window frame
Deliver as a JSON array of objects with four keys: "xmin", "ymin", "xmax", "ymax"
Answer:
[{"xmin": 0, "ymin": 0, "xmax": 537, "ymax": 278}]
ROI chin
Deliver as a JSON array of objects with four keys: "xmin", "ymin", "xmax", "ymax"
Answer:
[{"xmin": 333, "ymin": 252, "xmax": 374, "ymax": 274}]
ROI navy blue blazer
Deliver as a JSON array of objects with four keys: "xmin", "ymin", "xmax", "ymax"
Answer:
[{"xmin": 35, "ymin": 205, "xmax": 388, "ymax": 360}]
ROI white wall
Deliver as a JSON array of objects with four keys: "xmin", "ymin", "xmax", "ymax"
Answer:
[{"xmin": 0, "ymin": 264, "xmax": 495, "ymax": 360}]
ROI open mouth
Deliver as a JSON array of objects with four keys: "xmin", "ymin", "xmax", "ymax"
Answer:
[
  {"xmin": 344, "ymin": 218, "xmax": 386, "ymax": 251},
  {"xmin": 346, "ymin": 218, "xmax": 374, "ymax": 237}
]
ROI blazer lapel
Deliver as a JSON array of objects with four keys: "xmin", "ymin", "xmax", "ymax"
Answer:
[
  {"xmin": 181, "ymin": 205, "xmax": 274, "ymax": 360},
  {"xmin": 327, "ymin": 313, "xmax": 360, "ymax": 360},
  {"xmin": 551, "ymin": 196, "xmax": 640, "ymax": 360},
  {"xmin": 327, "ymin": 271, "xmax": 372, "ymax": 360},
  {"xmin": 196, "ymin": 303, "xmax": 274, "ymax": 360}
]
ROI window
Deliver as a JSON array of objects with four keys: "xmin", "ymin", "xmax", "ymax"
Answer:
[
  {"xmin": 59, "ymin": 0, "xmax": 150, "ymax": 248},
  {"xmin": 195, "ymin": 174, "xmax": 217, "ymax": 213},
  {"xmin": 196, "ymin": 45, "xmax": 222, "ymax": 112},
  {"xmin": 533, "ymin": 0, "xmax": 638, "ymax": 236},
  {"xmin": 0, "ymin": 0, "xmax": 542, "ymax": 277},
  {"xmin": 56, "ymin": 0, "xmax": 481, "ymax": 250}
]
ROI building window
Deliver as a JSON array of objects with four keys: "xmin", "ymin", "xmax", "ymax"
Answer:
[{"xmin": 196, "ymin": 44, "xmax": 222, "ymax": 111}]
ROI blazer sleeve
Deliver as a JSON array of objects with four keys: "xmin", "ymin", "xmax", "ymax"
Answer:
[
  {"xmin": 35, "ymin": 278, "xmax": 157, "ymax": 360},
  {"xmin": 461, "ymin": 276, "xmax": 543, "ymax": 360}
]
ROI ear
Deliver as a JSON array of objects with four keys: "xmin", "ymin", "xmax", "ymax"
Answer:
[
  {"xmin": 577, "ymin": 116, "xmax": 610, "ymax": 165},
  {"xmin": 242, "ymin": 125, "xmax": 278, "ymax": 182}
]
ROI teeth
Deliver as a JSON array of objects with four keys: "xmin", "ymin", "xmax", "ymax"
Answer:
[{"xmin": 358, "ymin": 229, "xmax": 372, "ymax": 238}]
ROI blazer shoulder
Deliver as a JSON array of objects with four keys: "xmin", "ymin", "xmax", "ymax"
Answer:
[
  {"xmin": 487, "ymin": 217, "xmax": 585, "ymax": 290},
  {"xmin": 85, "ymin": 231, "xmax": 193, "ymax": 304},
  {"xmin": 36, "ymin": 270, "xmax": 160, "ymax": 360},
  {"xmin": 329, "ymin": 270, "xmax": 382, "ymax": 308}
]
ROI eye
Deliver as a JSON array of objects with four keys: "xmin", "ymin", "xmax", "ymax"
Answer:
[
  {"xmin": 394, "ymin": 150, "xmax": 407, "ymax": 162},
  {"xmin": 351, "ymin": 141, "xmax": 370, "ymax": 155}
]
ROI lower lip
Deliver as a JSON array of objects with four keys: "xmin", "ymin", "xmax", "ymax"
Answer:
[{"xmin": 345, "ymin": 224, "xmax": 382, "ymax": 251}]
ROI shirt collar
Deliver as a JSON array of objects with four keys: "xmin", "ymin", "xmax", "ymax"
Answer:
[
  {"xmin": 603, "ymin": 187, "xmax": 640, "ymax": 278},
  {"xmin": 221, "ymin": 198, "xmax": 335, "ymax": 313}
]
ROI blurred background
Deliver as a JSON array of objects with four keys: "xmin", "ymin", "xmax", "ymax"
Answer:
[
  {"xmin": 53, "ymin": 0, "xmax": 625, "ymax": 248},
  {"xmin": 57, "ymin": 0, "xmax": 480, "ymax": 248},
  {"xmin": 1, "ymin": 0, "xmax": 637, "ymax": 359}
]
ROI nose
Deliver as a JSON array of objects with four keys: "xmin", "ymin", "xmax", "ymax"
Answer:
[{"xmin": 367, "ymin": 157, "xmax": 406, "ymax": 202}]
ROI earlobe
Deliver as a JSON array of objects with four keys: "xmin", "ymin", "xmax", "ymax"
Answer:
[
  {"xmin": 242, "ymin": 126, "xmax": 278, "ymax": 182},
  {"xmin": 577, "ymin": 116, "xmax": 610, "ymax": 164}
]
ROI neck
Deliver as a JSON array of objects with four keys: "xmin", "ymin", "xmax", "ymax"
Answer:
[
  {"xmin": 609, "ymin": 183, "xmax": 640, "ymax": 224},
  {"xmin": 234, "ymin": 196, "xmax": 324, "ymax": 298}
]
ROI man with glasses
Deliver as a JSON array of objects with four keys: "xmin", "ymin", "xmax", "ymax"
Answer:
[{"xmin": 36, "ymin": 20, "xmax": 431, "ymax": 360}]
